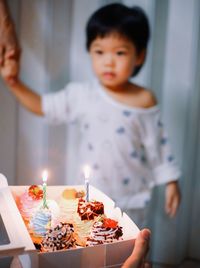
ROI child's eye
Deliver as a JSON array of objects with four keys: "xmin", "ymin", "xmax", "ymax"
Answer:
[
  {"xmin": 94, "ymin": 50, "xmax": 103, "ymax": 55},
  {"xmin": 116, "ymin": 51, "xmax": 126, "ymax": 56}
]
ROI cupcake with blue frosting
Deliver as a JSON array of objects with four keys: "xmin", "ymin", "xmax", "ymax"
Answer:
[{"xmin": 29, "ymin": 207, "xmax": 51, "ymax": 240}]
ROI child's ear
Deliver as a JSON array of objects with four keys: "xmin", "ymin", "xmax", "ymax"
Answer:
[{"xmin": 136, "ymin": 49, "xmax": 146, "ymax": 66}]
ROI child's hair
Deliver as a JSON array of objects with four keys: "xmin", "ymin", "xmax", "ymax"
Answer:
[{"xmin": 86, "ymin": 3, "xmax": 150, "ymax": 76}]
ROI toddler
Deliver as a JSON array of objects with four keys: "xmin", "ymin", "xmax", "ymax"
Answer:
[{"xmin": 1, "ymin": 3, "xmax": 181, "ymax": 227}]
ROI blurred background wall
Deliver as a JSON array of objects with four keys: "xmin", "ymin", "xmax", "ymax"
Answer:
[{"xmin": 0, "ymin": 0, "xmax": 200, "ymax": 265}]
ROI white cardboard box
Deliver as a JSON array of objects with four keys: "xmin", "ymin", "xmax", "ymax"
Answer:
[{"xmin": 0, "ymin": 174, "xmax": 139, "ymax": 268}]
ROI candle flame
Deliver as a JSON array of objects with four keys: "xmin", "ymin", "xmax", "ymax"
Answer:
[
  {"xmin": 42, "ymin": 170, "xmax": 48, "ymax": 182},
  {"xmin": 83, "ymin": 165, "xmax": 91, "ymax": 180}
]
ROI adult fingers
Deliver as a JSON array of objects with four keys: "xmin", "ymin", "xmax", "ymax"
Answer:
[
  {"xmin": 132, "ymin": 229, "xmax": 150, "ymax": 260},
  {"xmin": 5, "ymin": 47, "xmax": 21, "ymax": 61},
  {"xmin": 0, "ymin": 45, "xmax": 4, "ymax": 66},
  {"xmin": 144, "ymin": 262, "xmax": 152, "ymax": 268},
  {"xmin": 122, "ymin": 229, "xmax": 151, "ymax": 268}
]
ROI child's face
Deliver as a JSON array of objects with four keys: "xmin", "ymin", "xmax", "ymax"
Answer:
[{"xmin": 89, "ymin": 33, "xmax": 144, "ymax": 90}]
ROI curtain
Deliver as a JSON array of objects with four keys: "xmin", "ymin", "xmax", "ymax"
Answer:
[{"xmin": 0, "ymin": 0, "xmax": 200, "ymax": 265}]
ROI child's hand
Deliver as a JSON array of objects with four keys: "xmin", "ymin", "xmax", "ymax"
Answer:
[
  {"xmin": 0, "ymin": 58, "xmax": 19, "ymax": 85},
  {"xmin": 165, "ymin": 181, "xmax": 181, "ymax": 217}
]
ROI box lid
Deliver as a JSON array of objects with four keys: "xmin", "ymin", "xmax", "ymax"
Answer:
[{"xmin": 0, "ymin": 174, "xmax": 36, "ymax": 257}]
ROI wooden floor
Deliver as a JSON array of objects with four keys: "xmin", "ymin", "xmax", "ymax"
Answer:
[{"xmin": 153, "ymin": 259, "xmax": 200, "ymax": 268}]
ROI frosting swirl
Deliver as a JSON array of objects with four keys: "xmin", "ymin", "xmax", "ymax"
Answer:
[
  {"xmin": 29, "ymin": 208, "xmax": 51, "ymax": 237},
  {"xmin": 41, "ymin": 222, "xmax": 75, "ymax": 252},
  {"xmin": 18, "ymin": 191, "xmax": 42, "ymax": 221},
  {"xmin": 86, "ymin": 219, "xmax": 123, "ymax": 246}
]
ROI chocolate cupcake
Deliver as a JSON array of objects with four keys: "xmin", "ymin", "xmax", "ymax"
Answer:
[
  {"xmin": 77, "ymin": 198, "xmax": 104, "ymax": 220},
  {"xmin": 41, "ymin": 222, "xmax": 76, "ymax": 252}
]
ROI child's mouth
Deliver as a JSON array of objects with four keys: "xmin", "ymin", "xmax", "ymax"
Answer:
[{"xmin": 102, "ymin": 72, "xmax": 116, "ymax": 79}]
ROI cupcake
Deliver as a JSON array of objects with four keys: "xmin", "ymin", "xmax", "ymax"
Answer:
[
  {"xmin": 17, "ymin": 185, "xmax": 43, "ymax": 223},
  {"xmin": 86, "ymin": 217, "xmax": 123, "ymax": 246},
  {"xmin": 45, "ymin": 199, "xmax": 60, "ymax": 227},
  {"xmin": 41, "ymin": 222, "xmax": 76, "ymax": 252},
  {"xmin": 29, "ymin": 207, "xmax": 51, "ymax": 241},
  {"xmin": 73, "ymin": 198, "xmax": 105, "ymax": 246},
  {"xmin": 77, "ymin": 198, "xmax": 104, "ymax": 220},
  {"xmin": 58, "ymin": 189, "xmax": 84, "ymax": 223}
]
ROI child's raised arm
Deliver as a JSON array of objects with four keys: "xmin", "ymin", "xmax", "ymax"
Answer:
[{"xmin": 8, "ymin": 79, "xmax": 43, "ymax": 116}]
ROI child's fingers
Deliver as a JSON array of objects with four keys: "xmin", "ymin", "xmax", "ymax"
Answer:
[
  {"xmin": 166, "ymin": 197, "xmax": 179, "ymax": 217},
  {"xmin": 1, "ymin": 59, "xmax": 19, "ymax": 86},
  {"xmin": 6, "ymin": 76, "xmax": 18, "ymax": 86},
  {"xmin": 165, "ymin": 196, "xmax": 172, "ymax": 215},
  {"xmin": 170, "ymin": 198, "xmax": 179, "ymax": 217},
  {"xmin": 2, "ymin": 59, "xmax": 18, "ymax": 76}
]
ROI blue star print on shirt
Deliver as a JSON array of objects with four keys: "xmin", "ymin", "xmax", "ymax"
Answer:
[
  {"xmin": 123, "ymin": 110, "xmax": 131, "ymax": 117},
  {"xmin": 140, "ymin": 155, "xmax": 147, "ymax": 163},
  {"xmin": 93, "ymin": 163, "xmax": 99, "ymax": 170},
  {"xmin": 167, "ymin": 155, "xmax": 174, "ymax": 162},
  {"xmin": 123, "ymin": 178, "xmax": 130, "ymax": 185},
  {"xmin": 160, "ymin": 137, "xmax": 168, "ymax": 145},
  {"xmin": 116, "ymin": 127, "xmax": 125, "ymax": 134},
  {"xmin": 88, "ymin": 143, "xmax": 93, "ymax": 151},
  {"xmin": 141, "ymin": 177, "xmax": 147, "ymax": 185},
  {"xmin": 84, "ymin": 123, "xmax": 89, "ymax": 130},
  {"xmin": 157, "ymin": 120, "xmax": 163, "ymax": 127},
  {"xmin": 130, "ymin": 151, "xmax": 138, "ymax": 158}
]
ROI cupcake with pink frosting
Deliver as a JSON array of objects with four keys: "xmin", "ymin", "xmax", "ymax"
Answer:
[{"xmin": 18, "ymin": 185, "xmax": 43, "ymax": 223}]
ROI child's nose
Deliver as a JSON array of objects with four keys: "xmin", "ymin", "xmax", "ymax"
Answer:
[{"xmin": 104, "ymin": 54, "xmax": 114, "ymax": 66}]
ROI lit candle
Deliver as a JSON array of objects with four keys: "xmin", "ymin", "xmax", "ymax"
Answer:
[
  {"xmin": 83, "ymin": 165, "xmax": 90, "ymax": 202},
  {"xmin": 42, "ymin": 170, "xmax": 48, "ymax": 209}
]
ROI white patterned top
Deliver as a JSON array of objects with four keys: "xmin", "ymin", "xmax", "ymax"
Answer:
[{"xmin": 42, "ymin": 80, "xmax": 181, "ymax": 209}]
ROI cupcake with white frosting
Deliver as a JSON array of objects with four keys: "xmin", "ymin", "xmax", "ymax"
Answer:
[
  {"xmin": 58, "ymin": 189, "xmax": 84, "ymax": 223},
  {"xmin": 86, "ymin": 217, "xmax": 123, "ymax": 246}
]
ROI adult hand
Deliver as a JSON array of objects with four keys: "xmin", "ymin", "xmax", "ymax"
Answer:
[
  {"xmin": 0, "ymin": 0, "xmax": 20, "ymax": 83},
  {"xmin": 122, "ymin": 229, "xmax": 151, "ymax": 268}
]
